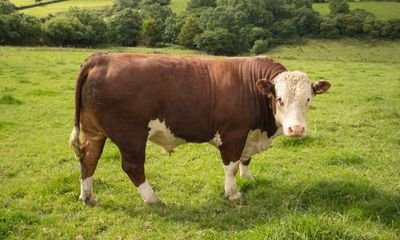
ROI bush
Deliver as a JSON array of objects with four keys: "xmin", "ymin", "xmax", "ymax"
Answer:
[
  {"xmin": 293, "ymin": 7, "xmax": 321, "ymax": 35},
  {"xmin": 46, "ymin": 16, "xmax": 88, "ymax": 45},
  {"xmin": 0, "ymin": 13, "xmax": 42, "ymax": 45},
  {"xmin": 0, "ymin": 0, "xmax": 15, "ymax": 14},
  {"xmin": 329, "ymin": 0, "xmax": 349, "ymax": 14},
  {"xmin": 65, "ymin": 8, "xmax": 108, "ymax": 44},
  {"xmin": 251, "ymin": 39, "xmax": 269, "ymax": 54},
  {"xmin": 362, "ymin": 16, "xmax": 381, "ymax": 38},
  {"xmin": 109, "ymin": 8, "xmax": 142, "ymax": 46},
  {"xmin": 319, "ymin": 16, "xmax": 340, "ymax": 38},
  {"xmin": 178, "ymin": 16, "xmax": 202, "ymax": 48},
  {"xmin": 388, "ymin": 19, "xmax": 400, "ymax": 39},
  {"xmin": 141, "ymin": 0, "xmax": 170, "ymax": 6},
  {"xmin": 195, "ymin": 28, "xmax": 237, "ymax": 55}
]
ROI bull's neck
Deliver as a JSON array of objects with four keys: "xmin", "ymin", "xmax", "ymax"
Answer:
[{"xmin": 238, "ymin": 57, "xmax": 287, "ymax": 137}]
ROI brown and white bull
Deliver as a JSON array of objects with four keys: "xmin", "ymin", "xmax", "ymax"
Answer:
[{"xmin": 70, "ymin": 54, "xmax": 330, "ymax": 204}]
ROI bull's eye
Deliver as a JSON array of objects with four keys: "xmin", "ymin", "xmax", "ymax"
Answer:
[
  {"xmin": 277, "ymin": 97, "xmax": 284, "ymax": 106},
  {"xmin": 307, "ymin": 98, "xmax": 310, "ymax": 103}
]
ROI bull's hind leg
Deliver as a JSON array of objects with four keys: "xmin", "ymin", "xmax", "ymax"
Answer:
[
  {"xmin": 78, "ymin": 130, "xmax": 106, "ymax": 205},
  {"xmin": 117, "ymin": 132, "xmax": 160, "ymax": 204}
]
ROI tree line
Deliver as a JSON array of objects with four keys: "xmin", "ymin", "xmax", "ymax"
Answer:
[{"xmin": 0, "ymin": 0, "xmax": 399, "ymax": 55}]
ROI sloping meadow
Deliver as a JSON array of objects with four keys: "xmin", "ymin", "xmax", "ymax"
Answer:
[{"xmin": 1, "ymin": 40, "xmax": 399, "ymax": 239}]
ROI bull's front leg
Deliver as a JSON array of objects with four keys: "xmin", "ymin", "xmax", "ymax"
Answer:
[
  {"xmin": 219, "ymin": 132, "xmax": 247, "ymax": 201},
  {"xmin": 239, "ymin": 158, "xmax": 254, "ymax": 180}
]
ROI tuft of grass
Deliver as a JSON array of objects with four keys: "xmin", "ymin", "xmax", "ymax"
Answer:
[
  {"xmin": 326, "ymin": 153, "xmax": 365, "ymax": 166},
  {"xmin": 0, "ymin": 95, "xmax": 22, "ymax": 105}
]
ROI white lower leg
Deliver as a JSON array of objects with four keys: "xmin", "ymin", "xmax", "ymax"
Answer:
[
  {"xmin": 79, "ymin": 176, "xmax": 96, "ymax": 204},
  {"xmin": 240, "ymin": 163, "xmax": 254, "ymax": 180},
  {"xmin": 223, "ymin": 161, "xmax": 241, "ymax": 200},
  {"xmin": 137, "ymin": 181, "xmax": 160, "ymax": 204}
]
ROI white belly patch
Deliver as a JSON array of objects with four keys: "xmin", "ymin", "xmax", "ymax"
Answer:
[
  {"xmin": 240, "ymin": 129, "xmax": 273, "ymax": 161},
  {"xmin": 147, "ymin": 119, "xmax": 186, "ymax": 153}
]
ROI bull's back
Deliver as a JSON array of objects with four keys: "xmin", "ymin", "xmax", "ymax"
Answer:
[{"xmin": 82, "ymin": 54, "xmax": 221, "ymax": 142}]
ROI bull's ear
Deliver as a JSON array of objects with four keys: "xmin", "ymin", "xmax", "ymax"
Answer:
[
  {"xmin": 256, "ymin": 79, "xmax": 275, "ymax": 97},
  {"xmin": 312, "ymin": 80, "xmax": 331, "ymax": 95}
]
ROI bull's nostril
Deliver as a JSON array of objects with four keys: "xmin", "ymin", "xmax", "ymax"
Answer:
[
  {"xmin": 288, "ymin": 127, "xmax": 294, "ymax": 133},
  {"xmin": 300, "ymin": 127, "xmax": 305, "ymax": 133}
]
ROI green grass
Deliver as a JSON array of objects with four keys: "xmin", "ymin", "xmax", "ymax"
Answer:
[
  {"xmin": 17, "ymin": 0, "xmax": 113, "ymax": 17},
  {"xmin": 10, "ymin": 0, "xmax": 36, "ymax": 7},
  {"xmin": 1, "ymin": 40, "xmax": 400, "ymax": 239},
  {"xmin": 313, "ymin": 2, "xmax": 400, "ymax": 20}
]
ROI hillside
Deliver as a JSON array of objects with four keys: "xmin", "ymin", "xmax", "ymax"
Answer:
[
  {"xmin": 12, "ymin": 0, "xmax": 400, "ymax": 20},
  {"xmin": 313, "ymin": 1, "xmax": 400, "ymax": 20}
]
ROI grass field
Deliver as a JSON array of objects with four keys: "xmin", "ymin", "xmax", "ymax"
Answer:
[
  {"xmin": 12, "ymin": 0, "xmax": 400, "ymax": 20},
  {"xmin": 1, "ymin": 40, "xmax": 400, "ymax": 239},
  {"xmin": 16, "ymin": 0, "xmax": 113, "ymax": 17},
  {"xmin": 313, "ymin": 2, "xmax": 400, "ymax": 20}
]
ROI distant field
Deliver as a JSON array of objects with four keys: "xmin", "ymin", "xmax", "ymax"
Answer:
[
  {"xmin": 1, "ymin": 40, "xmax": 400, "ymax": 239},
  {"xmin": 10, "ymin": 0, "xmax": 35, "ymax": 7},
  {"xmin": 17, "ymin": 0, "xmax": 113, "ymax": 17},
  {"xmin": 14, "ymin": 0, "xmax": 400, "ymax": 20},
  {"xmin": 313, "ymin": 2, "xmax": 400, "ymax": 20}
]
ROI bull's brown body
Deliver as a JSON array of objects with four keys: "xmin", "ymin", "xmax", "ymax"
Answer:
[{"xmin": 72, "ymin": 54, "xmax": 289, "ymax": 203}]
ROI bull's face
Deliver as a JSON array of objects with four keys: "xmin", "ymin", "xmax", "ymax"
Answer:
[{"xmin": 256, "ymin": 71, "xmax": 330, "ymax": 138}]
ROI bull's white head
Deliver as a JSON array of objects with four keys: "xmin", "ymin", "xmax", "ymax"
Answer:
[{"xmin": 256, "ymin": 71, "xmax": 330, "ymax": 138}]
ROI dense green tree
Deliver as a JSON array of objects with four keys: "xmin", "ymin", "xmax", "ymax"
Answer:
[
  {"xmin": 178, "ymin": 16, "xmax": 202, "ymax": 48},
  {"xmin": 163, "ymin": 14, "xmax": 186, "ymax": 44},
  {"xmin": 195, "ymin": 28, "xmax": 237, "ymax": 55},
  {"xmin": 329, "ymin": 0, "xmax": 349, "ymax": 14},
  {"xmin": 292, "ymin": 7, "xmax": 321, "ymax": 35},
  {"xmin": 141, "ymin": 3, "xmax": 172, "ymax": 22},
  {"xmin": 109, "ymin": 8, "xmax": 142, "ymax": 46},
  {"xmin": 141, "ymin": 18, "xmax": 162, "ymax": 46},
  {"xmin": 0, "ymin": 0, "xmax": 16, "ymax": 14},
  {"xmin": 186, "ymin": 0, "xmax": 216, "ymax": 10}
]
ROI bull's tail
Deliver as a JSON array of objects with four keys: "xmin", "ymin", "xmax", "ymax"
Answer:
[{"xmin": 69, "ymin": 56, "xmax": 96, "ymax": 159}]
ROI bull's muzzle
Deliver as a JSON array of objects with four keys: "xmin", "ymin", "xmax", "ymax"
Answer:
[{"xmin": 287, "ymin": 125, "xmax": 305, "ymax": 138}]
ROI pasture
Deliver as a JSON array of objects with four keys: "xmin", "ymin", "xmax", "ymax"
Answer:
[
  {"xmin": 11, "ymin": 0, "xmax": 400, "ymax": 20},
  {"xmin": 313, "ymin": 2, "xmax": 400, "ymax": 20},
  {"xmin": 15, "ymin": 0, "xmax": 113, "ymax": 17},
  {"xmin": 1, "ymin": 40, "xmax": 400, "ymax": 239}
]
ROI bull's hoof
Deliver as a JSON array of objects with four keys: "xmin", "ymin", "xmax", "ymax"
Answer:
[
  {"xmin": 79, "ymin": 195, "xmax": 97, "ymax": 206},
  {"xmin": 225, "ymin": 191, "xmax": 242, "ymax": 201},
  {"xmin": 144, "ymin": 195, "xmax": 161, "ymax": 204},
  {"xmin": 240, "ymin": 173, "xmax": 254, "ymax": 180}
]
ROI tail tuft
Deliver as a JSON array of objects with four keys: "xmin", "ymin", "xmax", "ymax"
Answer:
[{"xmin": 70, "ymin": 126, "xmax": 82, "ymax": 159}]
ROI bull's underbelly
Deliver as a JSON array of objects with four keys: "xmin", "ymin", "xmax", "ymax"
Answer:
[{"xmin": 147, "ymin": 118, "xmax": 278, "ymax": 160}]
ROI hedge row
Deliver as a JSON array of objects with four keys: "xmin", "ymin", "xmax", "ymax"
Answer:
[{"xmin": 0, "ymin": 0, "xmax": 399, "ymax": 55}]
